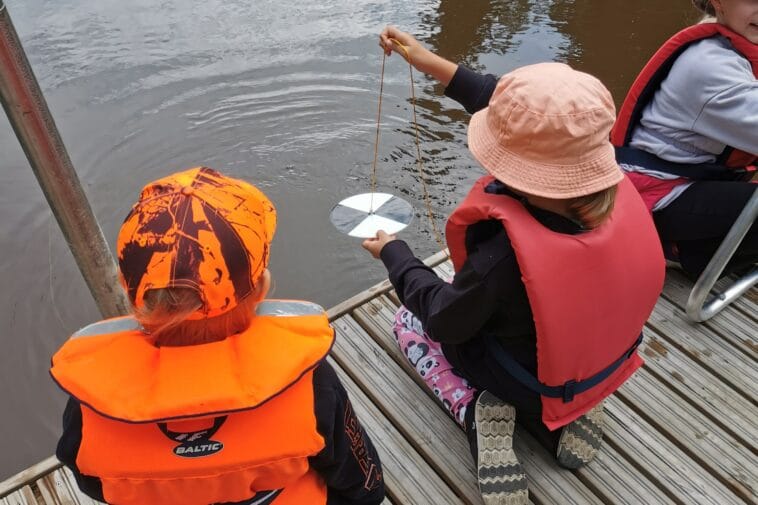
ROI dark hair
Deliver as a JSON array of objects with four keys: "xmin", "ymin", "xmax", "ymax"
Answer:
[{"xmin": 691, "ymin": 0, "xmax": 716, "ymax": 16}]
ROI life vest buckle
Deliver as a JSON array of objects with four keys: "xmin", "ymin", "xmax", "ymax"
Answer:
[{"xmin": 562, "ymin": 380, "xmax": 576, "ymax": 403}]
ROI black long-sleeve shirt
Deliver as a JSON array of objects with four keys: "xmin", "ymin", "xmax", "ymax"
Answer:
[
  {"xmin": 379, "ymin": 66, "xmax": 583, "ymax": 439},
  {"xmin": 444, "ymin": 65, "xmax": 498, "ymax": 114},
  {"xmin": 56, "ymin": 361, "xmax": 385, "ymax": 505}
]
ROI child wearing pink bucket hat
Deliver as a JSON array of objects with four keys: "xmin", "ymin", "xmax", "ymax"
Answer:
[{"xmin": 361, "ymin": 28, "xmax": 665, "ymax": 504}]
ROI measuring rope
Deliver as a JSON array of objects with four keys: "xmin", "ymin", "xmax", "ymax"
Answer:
[{"xmin": 370, "ymin": 38, "xmax": 447, "ymax": 255}]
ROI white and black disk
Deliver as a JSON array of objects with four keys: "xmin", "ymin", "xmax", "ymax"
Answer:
[{"xmin": 330, "ymin": 193, "xmax": 413, "ymax": 238}]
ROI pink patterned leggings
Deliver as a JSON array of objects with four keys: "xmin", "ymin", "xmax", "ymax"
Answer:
[{"xmin": 393, "ymin": 306, "xmax": 477, "ymax": 427}]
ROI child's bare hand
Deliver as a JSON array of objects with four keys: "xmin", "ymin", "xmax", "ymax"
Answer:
[
  {"xmin": 361, "ymin": 230, "xmax": 397, "ymax": 259},
  {"xmin": 378, "ymin": 25, "xmax": 456, "ymax": 85},
  {"xmin": 379, "ymin": 26, "xmax": 422, "ymax": 62}
]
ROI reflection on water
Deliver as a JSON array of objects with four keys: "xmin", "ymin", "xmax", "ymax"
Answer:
[
  {"xmin": 549, "ymin": 0, "xmax": 703, "ymax": 102},
  {"xmin": 0, "ymin": 0, "xmax": 692, "ymax": 478},
  {"xmin": 424, "ymin": 0, "xmax": 532, "ymax": 70}
]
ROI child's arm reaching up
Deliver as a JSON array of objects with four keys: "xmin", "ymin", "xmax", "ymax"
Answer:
[
  {"xmin": 379, "ymin": 26, "xmax": 458, "ymax": 86},
  {"xmin": 379, "ymin": 25, "xmax": 499, "ymax": 114}
]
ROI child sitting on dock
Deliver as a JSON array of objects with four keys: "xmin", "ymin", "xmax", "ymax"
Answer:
[
  {"xmin": 51, "ymin": 167, "xmax": 384, "ymax": 505},
  {"xmin": 363, "ymin": 30, "xmax": 665, "ymax": 504},
  {"xmin": 611, "ymin": 0, "xmax": 757, "ymax": 277}
]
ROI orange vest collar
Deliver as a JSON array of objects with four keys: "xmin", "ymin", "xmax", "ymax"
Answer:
[{"xmin": 51, "ymin": 301, "xmax": 334, "ymax": 423}]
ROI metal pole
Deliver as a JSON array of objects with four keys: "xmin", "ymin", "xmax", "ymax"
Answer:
[
  {"xmin": 686, "ymin": 190, "xmax": 758, "ymax": 322},
  {"xmin": 0, "ymin": 1, "xmax": 130, "ymax": 318}
]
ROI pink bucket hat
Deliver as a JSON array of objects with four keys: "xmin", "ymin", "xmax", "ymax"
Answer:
[{"xmin": 467, "ymin": 62, "xmax": 623, "ymax": 199}]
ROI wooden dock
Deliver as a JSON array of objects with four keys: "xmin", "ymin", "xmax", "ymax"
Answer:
[{"xmin": 1, "ymin": 251, "xmax": 756, "ymax": 505}]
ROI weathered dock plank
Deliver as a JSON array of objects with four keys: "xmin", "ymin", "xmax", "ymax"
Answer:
[
  {"xmin": 714, "ymin": 274, "xmax": 758, "ymax": 321},
  {"xmin": 330, "ymin": 358, "xmax": 465, "ymax": 504},
  {"xmin": 662, "ymin": 270, "xmax": 758, "ymax": 360},
  {"xmin": 0, "ymin": 457, "xmax": 60, "ymax": 500},
  {"xmin": 638, "ymin": 329, "xmax": 757, "ymax": 448},
  {"xmin": 616, "ymin": 368, "xmax": 757, "ymax": 500},
  {"xmin": 576, "ymin": 443, "xmax": 677, "ymax": 505},
  {"xmin": 647, "ymin": 295, "xmax": 757, "ymax": 400},
  {"xmin": 37, "ymin": 466, "xmax": 103, "ymax": 504},
  {"xmin": 0, "ymin": 487, "xmax": 35, "ymax": 505},
  {"xmin": 332, "ymin": 314, "xmax": 481, "ymax": 502},
  {"xmin": 604, "ymin": 400, "xmax": 746, "ymax": 505}
]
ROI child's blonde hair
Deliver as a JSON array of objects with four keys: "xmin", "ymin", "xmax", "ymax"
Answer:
[
  {"xmin": 567, "ymin": 185, "xmax": 618, "ymax": 230},
  {"xmin": 692, "ymin": 0, "xmax": 717, "ymax": 16},
  {"xmin": 136, "ymin": 288, "xmax": 257, "ymax": 347}
]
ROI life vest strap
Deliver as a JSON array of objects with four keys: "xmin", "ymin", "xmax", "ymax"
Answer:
[
  {"xmin": 485, "ymin": 333, "xmax": 644, "ymax": 403},
  {"xmin": 615, "ymin": 147, "xmax": 753, "ymax": 181}
]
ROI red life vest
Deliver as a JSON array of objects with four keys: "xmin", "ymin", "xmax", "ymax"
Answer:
[
  {"xmin": 50, "ymin": 300, "xmax": 334, "ymax": 505},
  {"xmin": 446, "ymin": 176, "xmax": 664, "ymax": 430},
  {"xmin": 611, "ymin": 23, "xmax": 758, "ymax": 170}
]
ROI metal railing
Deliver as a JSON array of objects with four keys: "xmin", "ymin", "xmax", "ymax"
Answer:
[
  {"xmin": 0, "ymin": 0, "xmax": 129, "ymax": 317},
  {"xmin": 686, "ymin": 190, "xmax": 758, "ymax": 322}
]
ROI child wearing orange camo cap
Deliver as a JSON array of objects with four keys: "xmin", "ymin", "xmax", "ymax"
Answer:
[{"xmin": 52, "ymin": 167, "xmax": 384, "ymax": 505}]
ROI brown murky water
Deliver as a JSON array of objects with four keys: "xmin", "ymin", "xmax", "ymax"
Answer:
[{"xmin": 0, "ymin": 0, "xmax": 698, "ymax": 479}]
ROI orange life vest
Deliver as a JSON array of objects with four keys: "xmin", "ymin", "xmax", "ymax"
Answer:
[
  {"xmin": 50, "ymin": 300, "xmax": 334, "ymax": 505},
  {"xmin": 611, "ymin": 23, "xmax": 758, "ymax": 174},
  {"xmin": 446, "ymin": 176, "xmax": 664, "ymax": 430}
]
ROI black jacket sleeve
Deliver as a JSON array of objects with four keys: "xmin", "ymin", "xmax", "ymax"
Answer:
[
  {"xmin": 309, "ymin": 362, "xmax": 385, "ymax": 505},
  {"xmin": 444, "ymin": 65, "xmax": 499, "ymax": 114},
  {"xmin": 379, "ymin": 229, "xmax": 521, "ymax": 345},
  {"xmin": 56, "ymin": 398, "xmax": 106, "ymax": 502}
]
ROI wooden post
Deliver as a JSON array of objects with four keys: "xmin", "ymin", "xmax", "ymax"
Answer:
[{"xmin": 0, "ymin": 0, "xmax": 130, "ymax": 318}]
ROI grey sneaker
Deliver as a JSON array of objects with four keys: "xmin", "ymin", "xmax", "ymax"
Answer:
[
  {"xmin": 556, "ymin": 402, "xmax": 605, "ymax": 469},
  {"xmin": 475, "ymin": 391, "xmax": 529, "ymax": 505}
]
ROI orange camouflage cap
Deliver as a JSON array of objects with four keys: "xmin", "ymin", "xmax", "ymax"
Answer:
[{"xmin": 116, "ymin": 167, "xmax": 276, "ymax": 319}]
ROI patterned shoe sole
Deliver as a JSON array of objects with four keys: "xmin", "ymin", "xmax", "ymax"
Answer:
[
  {"xmin": 556, "ymin": 401, "xmax": 605, "ymax": 469},
  {"xmin": 475, "ymin": 391, "xmax": 529, "ymax": 505}
]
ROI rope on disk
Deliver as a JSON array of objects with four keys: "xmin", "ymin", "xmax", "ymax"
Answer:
[{"xmin": 370, "ymin": 38, "xmax": 447, "ymax": 254}]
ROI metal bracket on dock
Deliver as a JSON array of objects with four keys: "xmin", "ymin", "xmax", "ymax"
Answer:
[{"xmin": 686, "ymin": 190, "xmax": 758, "ymax": 322}]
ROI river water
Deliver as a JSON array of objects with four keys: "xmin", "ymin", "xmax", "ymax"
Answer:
[{"xmin": 0, "ymin": 0, "xmax": 698, "ymax": 479}]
